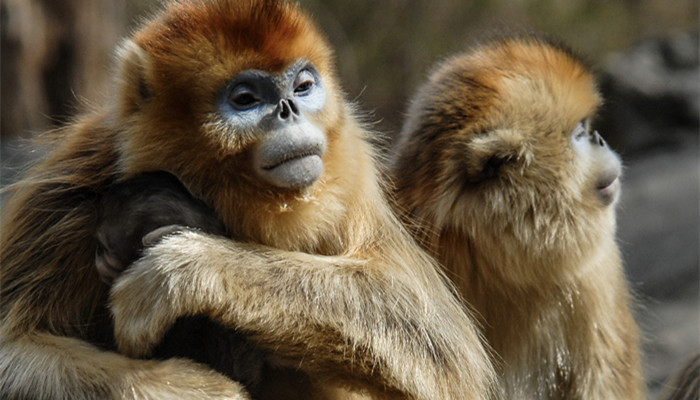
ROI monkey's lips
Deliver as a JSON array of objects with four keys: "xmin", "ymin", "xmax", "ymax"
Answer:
[
  {"xmin": 596, "ymin": 175, "xmax": 620, "ymax": 205},
  {"xmin": 259, "ymin": 151, "xmax": 324, "ymax": 189},
  {"xmin": 262, "ymin": 149, "xmax": 322, "ymax": 170}
]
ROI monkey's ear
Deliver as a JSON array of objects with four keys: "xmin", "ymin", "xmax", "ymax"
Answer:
[
  {"xmin": 480, "ymin": 152, "xmax": 515, "ymax": 179},
  {"xmin": 465, "ymin": 129, "xmax": 529, "ymax": 181},
  {"xmin": 115, "ymin": 39, "xmax": 152, "ymax": 116}
]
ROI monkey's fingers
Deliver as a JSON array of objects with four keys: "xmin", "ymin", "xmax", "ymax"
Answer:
[{"xmin": 143, "ymin": 224, "xmax": 188, "ymax": 247}]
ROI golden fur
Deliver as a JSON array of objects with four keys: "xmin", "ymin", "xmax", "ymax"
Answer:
[
  {"xmin": 392, "ymin": 35, "xmax": 644, "ymax": 399},
  {"xmin": 0, "ymin": 1, "xmax": 499, "ymax": 399}
]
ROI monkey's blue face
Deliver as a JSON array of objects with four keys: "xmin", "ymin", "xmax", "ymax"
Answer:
[
  {"xmin": 570, "ymin": 119, "xmax": 621, "ymax": 206},
  {"xmin": 217, "ymin": 59, "xmax": 328, "ymax": 190},
  {"xmin": 220, "ymin": 59, "xmax": 326, "ymax": 126}
]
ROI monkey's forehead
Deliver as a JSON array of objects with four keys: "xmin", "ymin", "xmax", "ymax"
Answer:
[{"xmin": 132, "ymin": 0, "xmax": 334, "ymax": 75}]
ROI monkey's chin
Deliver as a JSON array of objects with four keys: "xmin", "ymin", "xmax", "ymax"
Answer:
[{"xmin": 260, "ymin": 155, "xmax": 323, "ymax": 190}]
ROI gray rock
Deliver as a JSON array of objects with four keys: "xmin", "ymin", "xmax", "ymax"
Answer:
[{"xmin": 598, "ymin": 32, "xmax": 699, "ymax": 155}]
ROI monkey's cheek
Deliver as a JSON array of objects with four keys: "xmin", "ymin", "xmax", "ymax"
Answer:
[{"xmin": 259, "ymin": 155, "xmax": 323, "ymax": 189}]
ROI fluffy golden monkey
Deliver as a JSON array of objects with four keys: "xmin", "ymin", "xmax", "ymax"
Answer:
[
  {"xmin": 0, "ymin": 1, "xmax": 500, "ymax": 399},
  {"xmin": 391, "ymin": 35, "xmax": 644, "ymax": 399}
]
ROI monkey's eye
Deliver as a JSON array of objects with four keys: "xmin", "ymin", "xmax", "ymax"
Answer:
[
  {"xmin": 229, "ymin": 84, "xmax": 262, "ymax": 111},
  {"xmin": 293, "ymin": 69, "xmax": 316, "ymax": 96},
  {"xmin": 572, "ymin": 120, "xmax": 588, "ymax": 140}
]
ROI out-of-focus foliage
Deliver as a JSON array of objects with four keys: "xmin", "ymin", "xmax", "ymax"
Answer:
[
  {"xmin": 2, "ymin": 0, "xmax": 697, "ymax": 138},
  {"xmin": 296, "ymin": 0, "xmax": 699, "ymax": 134}
]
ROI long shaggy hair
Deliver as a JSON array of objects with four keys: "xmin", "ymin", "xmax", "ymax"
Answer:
[{"xmin": 1, "ymin": 1, "xmax": 498, "ymax": 399}]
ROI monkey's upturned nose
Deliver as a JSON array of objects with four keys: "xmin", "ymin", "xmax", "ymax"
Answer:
[
  {"xmin": 278, "ymin": 99, "xmax": 300, "ymax": 120},
  {"xmin": 591, "ymin": 130, "xmax": 606, "ymax": 147}
]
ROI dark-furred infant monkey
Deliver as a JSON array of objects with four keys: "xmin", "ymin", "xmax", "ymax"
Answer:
[{"xmin": 96, "ymin": 171, "xmax": 267, "ymax": 395}]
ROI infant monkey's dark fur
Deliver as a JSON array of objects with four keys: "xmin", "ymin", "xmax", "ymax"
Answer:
[
  {"xmin": 96, "ymin": 171, "xmax": 226, "ymax": 283},
  {"xmin": 96, "ymin": 172, "xmax": 266, "ymax": 394}
]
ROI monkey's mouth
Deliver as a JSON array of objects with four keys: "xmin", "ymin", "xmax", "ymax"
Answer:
[
  {"xmin": 257, "ymin": 147, "xmax": 325, "ymax": 190},
  {"xmin": 596, "ymin": 174, "xmax": 620, "ymax": 205},
  {"xmin": 261, "ymin": 149, "xmax": 323, "ymax": 171}
]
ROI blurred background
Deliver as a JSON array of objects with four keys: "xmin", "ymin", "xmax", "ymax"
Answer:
[{"xmin": 1, "ymin": 0, "xmax": 698, "ymax": 397}]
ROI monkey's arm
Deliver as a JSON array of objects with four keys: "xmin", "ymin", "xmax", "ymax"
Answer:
[
  {"xmin": 111, "ymin": 229, "xmax": 496, "ymax": 400},
  {"xmin": 0, "ymin": 329, "xmax": 251, "ymax": 400}
]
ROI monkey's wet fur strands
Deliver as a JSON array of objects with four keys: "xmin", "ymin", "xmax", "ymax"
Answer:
[
  {"xmin": 392, "ymin": 34, "xmax": 644, "ymax": 399},
  {"xmin": 0, "ymin": 1, "xmax": 500, "ymax": 399}
]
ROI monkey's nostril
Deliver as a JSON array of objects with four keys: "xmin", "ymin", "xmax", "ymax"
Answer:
[
  {"xmin": 279, "ymin": 100, "xmax": 291, "ymax": 120},
  {"xmin": 591, "ymin": 130, "xmax": 606, "ymax": 147},
  {"xmin": 278, "ymin": 99, "xmax": 300, "ymax": 121},
  {"xmin": 288, "ymin": 99, "xmax": 299, "ymax": 115}
]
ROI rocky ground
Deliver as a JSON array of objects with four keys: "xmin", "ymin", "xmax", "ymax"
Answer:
[
  {"xmin": 600, "ymin": 32, "xmax": 698, "ymax": 398},
  {"xmin": 618, "ymin": 138, "xmax": 699, "ymax": 397}
]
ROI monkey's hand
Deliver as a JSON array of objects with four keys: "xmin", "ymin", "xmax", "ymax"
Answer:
[
  {"xmin": 111, "ymin": 229, "xmax": 498, "ymax": 400},
  {"xmin": 110, "ymin": 228, "xmax": 205, "ymax": 358}
]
